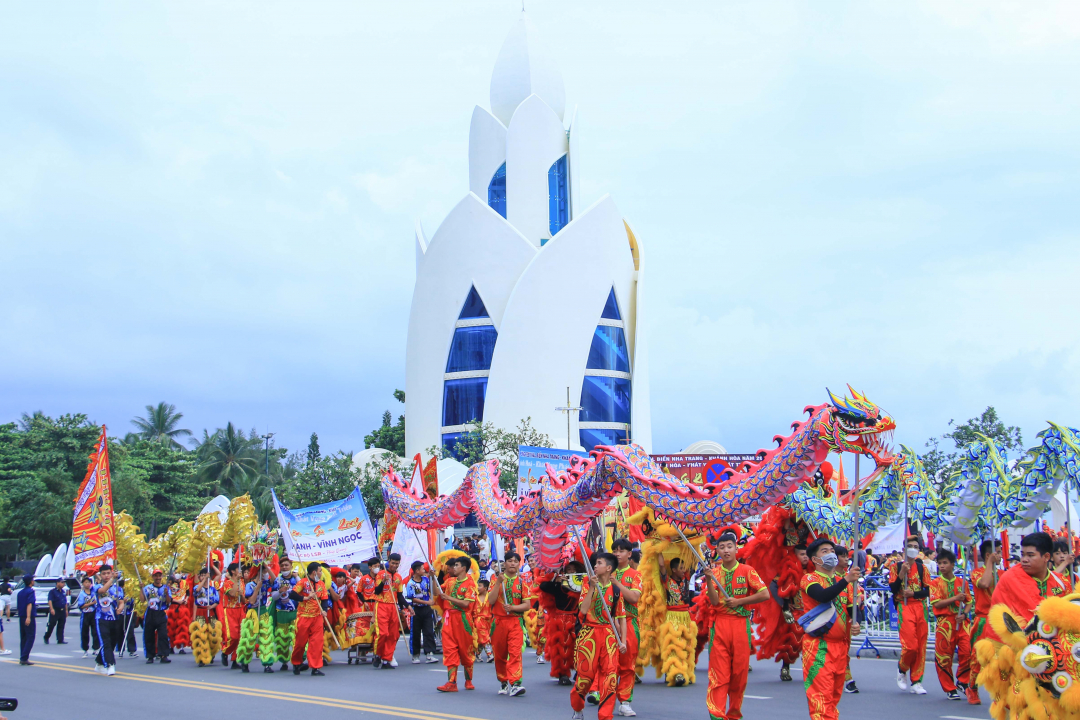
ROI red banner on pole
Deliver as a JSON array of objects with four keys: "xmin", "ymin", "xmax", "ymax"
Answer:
[{"xmin": 72, "ymin": 426, "xmax": 116, "ymax": 572}]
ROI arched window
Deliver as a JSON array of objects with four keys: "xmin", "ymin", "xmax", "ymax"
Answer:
[
  {"xmin": 548, "ymin": 154, "xmax": 568, "ymax": 236},
  {"xmin": 579, "ymin": 288, "xmax": 631, "ymax": 451},
  {"xmin": 442, "ymin": 286, "xmax": 497, "ymax": 459},
  {"xmin": 488, "ymin": 163, "xmax": 507, "ymax": 219}
]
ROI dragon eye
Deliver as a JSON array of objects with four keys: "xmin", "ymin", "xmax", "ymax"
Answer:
[
  {"xmin": 1040, "ymin": 621, "xmax": 1058, "ymax": 639},
  {"xmin": 1072, "ymin": 642, "xmax": 1080, "ymax": 663},
  {"xmin": 1053, "ymin": 671, "xmax": 1073, "ymax": 692}
]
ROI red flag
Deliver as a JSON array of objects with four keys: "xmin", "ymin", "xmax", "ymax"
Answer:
[{"xmin": 72, "ymin": 426, "xmax": 116, "ymax": 571}]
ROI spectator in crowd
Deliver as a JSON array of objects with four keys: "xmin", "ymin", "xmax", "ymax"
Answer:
[
  {"xmin": 43, "ymin": 578, "xmax": 69, "ymax": 644},
  {"xmin": 0, "ymin": 582, "xmax": 12, "ymax": 656}
]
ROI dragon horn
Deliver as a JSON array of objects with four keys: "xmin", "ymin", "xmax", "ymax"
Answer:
[
  {"xmin": 827, "ymin": 388, "xmax": 852, "ymax": 412},
  {"xmin": 846, "ymin": 384, "xmax": 866, "ymax": 402}
]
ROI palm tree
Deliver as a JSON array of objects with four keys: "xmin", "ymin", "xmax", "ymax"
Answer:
[
  {"xmin": 196, "ymin": 423, "xmax": 261, "ymax": 495},
  {"xmin": 131, "ymin": 402, "xmax": 193, "ymax": 449}
]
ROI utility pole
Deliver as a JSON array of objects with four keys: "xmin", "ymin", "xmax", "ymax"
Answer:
[
  {"xmin": 261, "ymin": 432, "xmax": 275, "ymax": 477},
  {"xmin": 555, "ymin": 386, "xmax": 582, "ymax": 451}
]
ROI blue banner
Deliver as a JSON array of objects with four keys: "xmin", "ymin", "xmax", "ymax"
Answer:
[
  {"xmin": 272, "ymin": 486, "xmax": 378, "ymax": 566},
  {"xmin": 517, "ymin": 445, "xmax": 583, "ymax": 497}
]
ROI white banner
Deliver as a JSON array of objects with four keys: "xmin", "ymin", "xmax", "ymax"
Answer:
[
  {"xmin": 273, "ymin": 487, "xmax": 378, "ymax": 566},
  {"xmin": 868, "ymin": 520, "xmax": 906, "ymax": 555}
]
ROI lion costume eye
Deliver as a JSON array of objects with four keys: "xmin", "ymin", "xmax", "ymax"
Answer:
[
  {"xmin": 1053, "ymin": 671, "xmax": 1073, "ymax": 692},
  {"xmin": 1072, "ymin": 642, "xmax": 1080, "ymax": 664},
  {"xmin": 1040, "ymin": 621, "xmax": 1058, "ymax": 639}
]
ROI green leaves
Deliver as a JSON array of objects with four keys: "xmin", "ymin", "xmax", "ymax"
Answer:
[{"xmin": 923, "ymin": 406, "xmax": 1024, "ymax": 493}]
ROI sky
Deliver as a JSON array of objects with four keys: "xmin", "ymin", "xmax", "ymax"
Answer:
[{"xmin": 1, "ymin": 1, "xmax": 1078, "ymax": 462}]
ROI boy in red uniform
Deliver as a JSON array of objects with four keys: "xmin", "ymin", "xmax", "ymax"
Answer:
[
  {"xmin": 705, "ymin": 526, "xmax": 768, "ymax": 720},
  {"xmin": 220, "ymin": 562, "xmax": 245, "ymax": 668},
  {"xmin": 929, "ymin": 548, "xmax": 970, "ymax": 700},
  {"xmin": 475, "ymin": 578, "xmax": 493, "ymax": 663},
  {"xmin": 966, "ymin": 539, "xmax": 1001, "ymax": 705},
  {"xmin": 373, "ymin": 553, "xmax": 405, "ymax": 669},
  {"xmin": 888, "ymin": 536, "xmax": 930, "ymax": 694},
  {"xmin": 434, "ymin": 556, "xmax": 478, "ymax": 692},
  {"xmin": 488, "ymin": 551, "xmax": 532, "ymax": 696},
  {"xmin": 290, "ymin": 562, "xmax": 329, "ymax": 676},
  {"xmin": 611, "ymin": 539, "xmax": 642, "ymax": 717},
  {"xmin": 571, "ymin": 552, "xmax": 627, "ymax": 720},
  {"xmin": 800, "ymin": 537, "xmax": 861, "ymax": 720}
]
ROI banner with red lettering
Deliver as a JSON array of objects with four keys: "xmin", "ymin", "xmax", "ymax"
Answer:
[{"xmin": 72, "ymin": 426, "xmax": 116, "ymax": 572}]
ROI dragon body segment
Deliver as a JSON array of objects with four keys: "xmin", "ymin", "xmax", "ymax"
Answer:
[{"xmin": 383, "ymin": 389, "xmax": 897, "ymax": 569}]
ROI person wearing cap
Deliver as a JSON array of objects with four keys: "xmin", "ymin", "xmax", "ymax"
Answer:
[
  {"xmin": 16, "ymin": 575, "xmax": 36, "ymax": 665},
  {"xmin": 42, "ymin": 577, "xmax": 69, "ymax": 645},
  {"xmin": 800, "ymin": 537, "xmax": 861, "ymax": 720},
  {"xmin": 289, "ymin": 562, "xmax": 329, "ymax": 676},
  {"xmin": 92, "ymin": 564, "xmax": 126, "ymax": 675},
  {"xmin": 704, "ymin": 526, "xmax": 768, "ymax": 720},
  {"xmin": 142, "ymin": 568, "xmax": 172, "ymax": 664}
]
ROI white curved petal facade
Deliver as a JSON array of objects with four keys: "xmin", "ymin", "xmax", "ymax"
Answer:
[{"xmin": 405, "ymin": 13, "xmax": 651, "ymax": 457}]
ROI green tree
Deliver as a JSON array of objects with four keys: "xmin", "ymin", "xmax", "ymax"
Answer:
[
  {"xmin": 275, "ymin": 449, "xmax": 361, "ymax": 510},
  {"xmin": 194, "ymin": 423, "xmax": 261, "ymax": 496},
  {"xmin": 109, "ymin": 439, "xmax": 207, "ymax": 530},
  {"xmin": 130, "ymin": 402, "xmax": 193, "ymax": 450},
  {"xmin": 447, "ymin": 417, "xmax": 553, "ymax": 494},
  {"xmin": 364, "ymin": 390, "xmax": 405, "ymax": 457},
  {"xmin": 924, "ymin": 406, "xmax": 1025, "ymax": 491}
]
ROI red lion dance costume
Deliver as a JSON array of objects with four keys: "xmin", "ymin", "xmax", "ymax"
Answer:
[
  {"xmin": 167, "ymin": 578, "xmax": 191, "ymax": 651},
  {"xmin": 739, "ymin": 463, "xmax": 832, "ymax": 676}
]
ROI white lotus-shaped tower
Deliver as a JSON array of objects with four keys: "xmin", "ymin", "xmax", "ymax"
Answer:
[{"xmin": 405, "ymin": 13, "xmax": 651, "ymax": 457}]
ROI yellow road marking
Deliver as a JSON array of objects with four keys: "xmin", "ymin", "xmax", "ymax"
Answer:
[{"xmin": 0, "ymin": 659, "xmax": 487, "ymax": 720}]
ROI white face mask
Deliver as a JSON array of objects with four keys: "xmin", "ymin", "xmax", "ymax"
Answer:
[
  {"xmin": 906, "ymin": 547, "xmax": 919, "ymax": 560},
  {"xmin": 820, "ymin": 553, "xmax": 838, "ymax": 570}
]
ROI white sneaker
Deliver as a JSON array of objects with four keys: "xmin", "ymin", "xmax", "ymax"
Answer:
[
  {"xmin": 618, "ymin": 703, "xmax": 637, "ymax": 717},
  {"xmin": 425, "ymin": 654, "xmax": 438, "ymax": 664},
  {"xmin": 910, "ymin": 682, "xmax": 927, "ymax": 695},
  {"xmin": 81, "ymin": 650, "xmax": 89, "ymax": 658},
  {"xmin": 509, "ymin": 684, "xmax": 526, "ymax": 697},
  {"xmin": 389, "ymin": 657, "xmax": 398, "ymax": 668},
  {"xmin": 896, "ymin": 671, "xmax": 910, "ymax": 691},
  {"xmin": 572, "ymin": 713, "xmax": 584, "ymax": 720},
  {"xmin": 107, "ymin": 665, "xmax": 116, "ymax": 676},
  {"xmin": 412, "ymin": 655, "xmax": 421, "ymax": 664},
  {"xmin": 95, "ymin": 664, "xmax": 106, "ymax": 674},
  {"xmin": 536, "ymin": 654, "xmax": 545, "ymax": 664},
  {"xmin": 129, "ymin": 651, "xmax": 139, "ymax": 658},
  {"xmin": 0, "ymin": 649, "xmax": 11, "ymax": 656},
  {"xmin": 498, "ymin": 682, "xmax": 509, "ymax": 696}
]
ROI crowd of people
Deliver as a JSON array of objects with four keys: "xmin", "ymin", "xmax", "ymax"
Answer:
[{"xmin": 2, "ymin": 526, "xmax": 1076, "ymax": 720}]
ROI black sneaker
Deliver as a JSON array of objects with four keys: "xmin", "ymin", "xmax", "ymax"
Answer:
[
  {"xmin": 281, "ymin": 662, "xmax": 289, "ymax": 672},
  {"xmin": 159, "ymin": 657, "xmax": 172, "ymax": 664},
  {"xmin": 221, "ymin": 655, "xmax": 229, "ymax": 667},
  {"xmin": 373, "ymin": 656, "xmax": 382, "ymax": 669},
  {"xmin": 230, "ymin": 660, "xmax": 241, "ymax": 670},
  {"xmin": 780, "ymin": 666, "xmax": 792, "ymax": 682},
  {"xmin": 146, "ymin": 658, "xmax": 155, "ymax": 664},
  {"xmin": 263, "ymin": 666, "xmax": 274, "ymax": 673},
  {"xmin": 845, "ymin": 680, "xmax": 859, "ymax": 694},
  {"xmin": 312, "ymin": 668, "xmax": 325, "ymax": 676},
  {"xmin": 946, "ymin": 690, "xmax": 961, "ymax": 701},
  {"xmin": 241, "ymin": 664, "xmax": 250, "ymax": 673},
  {"xmin": 293, "ymin": 665, "xmax": 302, "ymax": 675},
  {"xmin": 586, "ymin": 692, "xmax": 600, "ymax": 706},
  {"xmin": 299, "ymin": 663, "xmax": 309, "ymax": 672}
]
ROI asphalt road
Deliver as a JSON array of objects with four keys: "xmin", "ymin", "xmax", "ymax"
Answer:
[{"xmin": 0, "ymin": 620, "xmax": 994, "ymax": 720}]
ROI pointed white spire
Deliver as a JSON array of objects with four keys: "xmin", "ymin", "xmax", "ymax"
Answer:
[{"xmin": 489, "ymin": 12, "xmax": 565, "ymax": 126}]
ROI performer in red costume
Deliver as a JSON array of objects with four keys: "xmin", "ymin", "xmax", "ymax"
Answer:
[
  {"xmin": 887, "ymin": 535, "xmax": 931, "ymax": 694},
  {"xmin": 570, "ymin": 552, "xmax": 627, "ymax": 720},
  {"xmin": 705, "ymin": 526, "xmax": 768, "ymax": 720},
  {"xmin": 985, "ymin": 531, "xmax": 1069, "ymax": 640},
  {"xmin": 166, "ymin": 576, "xmax": 191, "ymax": 653},
  {"xmin": 966, "ymin": 539, "xmax": 1001, "ymax": 705},
  {"xmin": 611, "ymin": 539, "xmax": 643, "ymax": 717},
  {"xmin": 488, "ymin": 551, "xmax": 532, "ymax": 696},
  {"xmin": 929, "ymin": 548, "xmax": 970, "ymax": 700},
  {"xmin": 289, "ymin": 561, "xmax": 329, "ymax": 676},
  {"xmin": 538, "ymin": 561, "xmax": 583, "ymax": 687},
  {"xmin": 434, "ymin": 556, "xmax": 478, "ymax": 692},
  {"xmin": 800, "ymin": 537, "xmax": 861, "ymax": 720},
  {"xmin": 372, "ymin": 553, "xmax": 405, "ymax": 669},
  {"xmin": 219, "ymin": 562, "xmax": 245, "ymax": 669}
]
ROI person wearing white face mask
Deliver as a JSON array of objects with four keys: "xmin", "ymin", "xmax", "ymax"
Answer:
[
  {"xmin": 799, "ymin": 537, "xmax": 861, "ymax": 720},
  {"xmin": 888, "ymin": 536, "xmax": 931, "ymax": 695}
]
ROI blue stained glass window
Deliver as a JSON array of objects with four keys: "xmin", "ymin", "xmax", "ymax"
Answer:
[
  {"xmin": 579, "ymin": 376, "xmax": 631, "ymax": 424},
  {"xmin": 580, "ymin": 428, "xmax": 627, "ymax": 451},
  {"xmin": 445, "ymin": 326, "xmax": 498, "ymax": 373},
  {"xmin": 548, "ymin": 154, "xmax": 568, "ymax": 236},
  {"xmin": 488, "ymin": 163, "xmax": 506, "ymax": 219},
  {"xmin": 601, "ymin": 288, "xmax": 621, "ymax": 320},
  {"xmin": 442, "ymin": 432, "xmax": 469, "ymax": 461},
  {"xmin": 586, "ymin": 326, "xmax": 630, "ymax": 373},
  {"xmin": 458, "ymin": 287, "xmax": 490, "ymax": 319},
  {"xmin": 442, "ymin": 377, "xmax": 488, "ymax": 427}
]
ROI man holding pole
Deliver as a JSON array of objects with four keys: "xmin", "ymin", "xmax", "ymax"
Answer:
[
  {"xmin": 611, "ymin": 539, "xmax": 642, "ymax": 716},
  {"xmin": 141, "ymin": 568, "xmax": 172, "ymax": 664},
  {"xmin": 434, "ymin": 556, "xmax": 478, "ymax": 692},
  {"xmin": 92, "ymin": 564, "xmax": 125, "ymax": 676},
  {"xmin": 704, "ymin": 526, "xmax": 768, "ymax": 720},
  {"xmin": 570, "ymin": 552, "xmax": 627, "ymax": 720},
  {"xmin": 888, "ymin": 535, "xmax": 931, "ymax": 695},
  {"xmin": 929, "ymin": 549, "xmax": 970, "ymax": 700},
  {"xmin": 289, "ymin": 561, "xmax": 329, "ymax": 676},
  {"xmin": 488, "ymin": 551, "xmax": 532, "ymax": 696},
  {"xmin": 373, "ymin": 553, "xmax": 405, "ymax": 669},
  {"xmin": 220, "ymin": 563, "xmax": 245, "ymax": 668}
]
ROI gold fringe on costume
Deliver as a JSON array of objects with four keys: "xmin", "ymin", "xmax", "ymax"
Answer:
[
  {"xmin": 190, "ymin": 617, "xmax": 222, "ymax": 666},
  {"xmin": 658, "ymin": 609, "xmax": 697, "ymax": 687}
]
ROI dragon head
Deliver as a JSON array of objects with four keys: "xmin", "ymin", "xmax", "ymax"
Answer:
[{"xmin": 817, "ymin": 385, "xmax": 896, "ymax": 465}]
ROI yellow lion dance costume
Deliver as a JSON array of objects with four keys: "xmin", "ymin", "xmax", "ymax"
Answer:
[
  {"xmin": 630, "ymin": 506, "xmax": 698, "ymax": 687},
  {"xmin": 976, "ymin": 592, "xmax": 1080, "ymax": 720}
]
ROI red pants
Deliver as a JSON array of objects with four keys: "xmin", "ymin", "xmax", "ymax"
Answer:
[
  {"xmin": 291, "ymin": 614, "xmax": 324, "ymax": 669},
  {"xmin": 376, "ymin": 603, "xmax": 400, "ymax": 661},
  {"xmin": 898, "ymin": 602, "xmax": 928, "ymax": 683},
  {"xmin": 441, "ymin": 611, "xmax": 475, "ymax": 682},
  {"xmin": 222, "ymin": 606, "xmax": 243, "ymax": 659},
  {"xmin": 707, "ymin": 615, "xmax": 752, "ymax": 720},
  {"xmin": 492, "ymin": 615, "xmax": 524, "ymax": 684},
  {"xmin": 547, "ymin": 611, "xmax": 578, "ymax": 679},
  {"xmin": 571, "ymin": 624, "xmax": 619, "ymax": 720},
  {"xmin": 968, "ymin": 615, "xmax": 988, "ymax": 686},
  {"xmin": 802, "ymin": 635, "xmax": 848, "ymax": 720},
  {"xmin": 934, "ymin": 615, "xmax": 971, "ymax": 692},
  {"xmin": 617, "ymin": 617, "xmax": 639, "ymax": 703}
]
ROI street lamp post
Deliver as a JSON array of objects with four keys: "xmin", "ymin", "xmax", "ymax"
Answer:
[{"xmin": 261, "ymin": 432, "xmax": 275, "ymax": 477}]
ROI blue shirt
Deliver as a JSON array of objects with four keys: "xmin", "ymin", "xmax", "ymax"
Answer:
[
  {"xmin": 246, "ymin": 578, "xmax": 277, "ymax": 610},
  {"xmin": 92, "ymin": 583, "xmax": 125, "ymax": 621},
  {"xmin": 142, "ymin": 584, "xmax": 171, "ymax": 612},
  {"xmin": 16, "ymin": 587, "xmax": 35, "ymax": 619},
  {"xmin": 193, "ymin": 584, "xmax": 220, "ymax": 609},
  {"xmin": 76, "ymin": 588, "xmax": 96, "ymax": 612},
  {"xmin": 48, "ymin": 587, "xmax": 68, "ymax": 613},
  {"xmin": 404, "ymin": 576, "xmax": 432, "ymax": 606},
  {"xmin": 275, "ymin": 574, "xmax": 298, "ymax": 612}
]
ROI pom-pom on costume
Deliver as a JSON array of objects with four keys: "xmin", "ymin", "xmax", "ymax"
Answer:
[
  {"xmin": 190, "ymin": 579, "xmax": 222, "ymax": 666},
  {"xmin": 167, "ymin": 580, "xmax": 191, "ymax": 651},
  {"xmin": 538, "ymin": 569, "xmax": 580, "ymax": 684}
]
